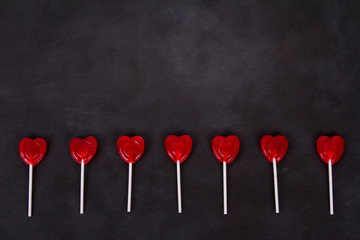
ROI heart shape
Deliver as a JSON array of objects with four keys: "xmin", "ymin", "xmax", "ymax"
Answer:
[
  {"xmin": 117, "ymin": 136, "xmax": 145, "ymax": 164},
  {"xmin": 70, "ymin": 136, "xmax": 97, "ymax": 165},
  {"xmin": 212, "ymin": 135, "xmax": 240, "ymax": 164},
  {"xmin": 316, "ymin": 136, "xmax": 344, "ymax": 165},
  {"xmin": 165, "ymin": 135, "xmax": 192, "ymax": 163},
  {"xmin": 261, "ymin": 135, "xmax": 288, "ymax": 163},
  {"xmin": 19, "ymin": 138, "xmax": 47, "ymax": 166}
]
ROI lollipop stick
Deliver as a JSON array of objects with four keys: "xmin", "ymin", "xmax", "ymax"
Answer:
[
  {"xmin": 223, "ymin": 161, "xmax": 227, "ymax": 215},
  {"xmin": 272, "ymin": 158, "xmax": 279, "ymax": 213},
  {"xmin": 127, "ymin": 163, "xmax": 133, "ymax": 212},
  {"xmin": 28, "ymin": 164, "xmax": 33, "ymax": 217},
  {"xmin": 80, "ymin": 160, "xmax": 85, "ymax": 214},
  {"xmin": 328, "ymin": 161, "xmax": 334, "ymax": 215},
  {"xmin": 176, "ymin": 160, "xmax": 182, "ymax": 213}
]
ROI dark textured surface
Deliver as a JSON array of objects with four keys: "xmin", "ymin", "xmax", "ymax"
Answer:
[{"xmin": 0, "ymin": 0, "xmax": 359, "ymax": 239}]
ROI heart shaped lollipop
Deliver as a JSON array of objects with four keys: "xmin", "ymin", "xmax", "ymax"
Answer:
[
  {"xmin": 165, "ymin": 135, "xmax": 192, "ymax": 213},
  {"xmin": 260, "ymin": 135, "xmax": 288, "ymax": 214},
  {"xmin": 212, "ymin": 135, "xmax": 240, "ymax": 164},
  {"xmin": 19, "ymin": 138, "xmax": 47, "ymax": 166},
  {"xmin": 70, "ymin": 136, "xmax": 97, "ymax": 165},
  {"xmin": 212, "ymin": 135, "xmax": 240, "ymax": 215},
  {"xmin": 165, "ymin": 135, "xmax": 192, "ymax": 163},
  {"xmin": 19, "ymin": 137, "xmax": 47, "ymax": 217},
  {"xmin": 261, "ymin": 135, "xmax": 288, "ymax": 163},
  {"xmin": 117, "ymin": 136, "xmax": 145, "ymax": 164},
  {"xmin": 117, "ymin": 135, "xmax": 145, "ymax": 212},
  {"xmin": 70, "ymin": 136, "xmax": 97, "ymax": 214},
  {"xmin": 316, "ymin": 135, "xmax": 344, "ymax": 215},
  {"xmin": 316, "ymin": 136, "xmax": 344, "ymax": 165}
]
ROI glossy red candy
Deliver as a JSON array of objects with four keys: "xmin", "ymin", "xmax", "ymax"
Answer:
[
  {"xmin": 70, "ymin": 136, "xmax": 97, "ymax": 165},
  {"xmin": 117, "ymin": 136, "xmax": 145, "ymax": 164},
  {"xmin": 261, "ymin": 135, "xmax": 288, "ymax": 163},
  {"xmin": 316, "ymin": 136, "xmax": 344, "ymax": 165},
  {"xmin": 19, "ymin": 138, "xmax": 47, "ymax": 166},
  {"xmin": 165, "ymin": 135, "xmax": 192, "ymax": 163},
  {"xmin": 212, "ymin": 135, "xmax": 240, "ymax": 164}
]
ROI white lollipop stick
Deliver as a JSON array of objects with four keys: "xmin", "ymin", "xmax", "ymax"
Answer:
[
  {"xmin": 223, "ymin": 161, "xmax": 227, "ymax": 215},
  {"xmin": 28, "ymin": 164, "xmax": 33, "ymax": 217},
  {"xmin": 80, "ymin": 160, "xmax": 85, "ymax": 214},
  {"xmin": 272, "ymin": 158, "xmax": 279, "ymax": 213},
  {"xmin": 328, "ymin": 161, "xmax": 334, "ymax": 215},
  {"xmin": 127, "ymin": 163, "xmax": 133, "ymax": 212},
  {"xmin": 176, "ymin": 160, "xmax": 182, "ymax": 213}
]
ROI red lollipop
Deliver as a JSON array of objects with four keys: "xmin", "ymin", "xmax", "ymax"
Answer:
[
  {"xmin": 317, "ymin": 136, "xmax": 344, "ymax": 165},
  {"xmin": 165, "ymin": 135, "xmax": 192, "ymax": 163},
  {"xmin": 165, "ymin": 135, "xmax": 192, "ymax": 213},
  {"xmin": 316, "ymin": 136, "xmax": 344, "ymax": 215},
  {"xmin": 260, "ymin": 135, "xmax": 288, "ymax": 213},
  {"xmin": 19, "ymin": 138, "xmax": 47, "ymax": 166},
  {"xmin": 117, "ymin": 136, "xmax": 145, "ymax": 164},
  {"xmin": 19, "ymin": 138, "xmax": 47, "ymax": 217},
  {"xmin": 69, "ymin": 136, "xmax": 97, "ymax": 214},
  {"xmin": 212, "ymin": 135, "xmax": 240, "ymax": 215},
  {"xmin": 261, "ymin": 135, "xmax": 288, "ymax": 163},
  {"xmin": 212, "ymin": 135, "xmax": 240, "ymax": 164},
  {"xmin": 117, "ymin": 136, "xmax": 145, "ymax": 212},
  {"xmin": 70, "ymin": 136, "xmax": 97, "ymax": 165}
]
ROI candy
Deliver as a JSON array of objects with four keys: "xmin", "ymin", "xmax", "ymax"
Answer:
[
  {"xmin": 212, "ymin": 135, "xmax": 240, "ymax": 164},
  {"xmin": 70, "ymin": 136, "xmax": 97, "ymax": 214},
  {"xmin": 260, "ymin": 135, "xmax": 288, "ymax": 163},
  {"xmin": 261, "ymin": 135, "xmax": 288, "ymax": 213},
  {"xmin": 165, "ymin": 135, "xmax": 192, "ymax": 213},
  {"xmin": 212, "ymin": 135, "xmax": 240, "ymax": 215},
  {"xmin": 316, "ymin": 136, "xmax": 344, "ymax": 215},
  {"xmin": 117, "ymin": 136, "xmax": 145, "ymax": 212},
  {"xmin": 317, "ymin": 136, "xmax": 344, "ymax": 165},
  {"xmin": 19, "ymin": 138, "xmax": 47, "ymax": 217},
  {"xmin": 165, "ymin": 135, "xmax": 192, "ymax": 163},
  {"xmin": 70, "ymin": 136, "xmax": 97, "ymax": 165}
]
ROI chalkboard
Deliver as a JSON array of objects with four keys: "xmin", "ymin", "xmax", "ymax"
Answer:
[{"xmin": 0, "ymin": 0, "xmax": 359, "ymax": 239}]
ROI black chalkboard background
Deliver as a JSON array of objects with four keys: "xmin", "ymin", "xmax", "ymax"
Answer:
[{"xmin": 0, "ymin": 0, "xmax": 359, "ymax": 239}]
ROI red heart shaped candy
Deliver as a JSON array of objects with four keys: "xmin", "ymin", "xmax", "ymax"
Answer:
[
  {"xmin": 316, "ymin": 136, "xmax": 344, "ymax": 165},
  {"xmin": 212, "ymin": 135, "xmax": 240, "ymax": 164},
  {"xmin": 70, "ymin": 136, "xmax": 97, "ymax": 165},
  {"xmin": 19, "ymin": 138, "xmax": 47, "ymax": 166},
  {"xmin": 165, "ymin": 135, "xmax": 192, "ymax": 163},
  {"xmin": 261, "ymin": 135, "xmax": 288, "ymax": 163},
  {"xmin": 117, "ymin": 136, "xmax": 145, "ymax": 164}
]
